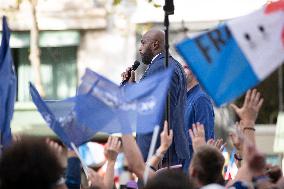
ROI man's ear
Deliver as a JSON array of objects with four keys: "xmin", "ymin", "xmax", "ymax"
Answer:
[{"xmin": 152, "ymin": 40, "xmax": 159, "ymax": 50}]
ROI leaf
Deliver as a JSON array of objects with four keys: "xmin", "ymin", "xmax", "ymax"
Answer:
[
  {"xmin": 153, "ymin": 3, "xmax": 161, "ymax": 8},
  {"xmin": 113, "ymin": 0, "xmax": 122, "ymax": 6}
]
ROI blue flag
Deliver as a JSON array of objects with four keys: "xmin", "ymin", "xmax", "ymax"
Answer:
[
  {"xmin": 176, "ymin": 3, "xmax": 284, "ymax": 106},
  {"xmin": 0, "ymin": 16, "xmax": 17, "ymax": 148},
  {"xmin": 76, "ymin": 67, "xmax": 173, "ymax": 134},
  {"xmin": 30, "ymin": 83, "xmax": 95, "ymax": 148},
  {"xmin": 30, "ymin": 68, "xmax": 173, "ymax": 147}
]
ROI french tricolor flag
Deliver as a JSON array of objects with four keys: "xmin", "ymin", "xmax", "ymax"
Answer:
[{"xmin": 176, "ymin": 1, "xmax": 284, "ymax": 106}]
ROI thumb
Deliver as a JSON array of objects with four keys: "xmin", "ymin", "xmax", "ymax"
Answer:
[
  {"xmin": 230, "ymin": 103, "xmax": 240, "ymax": 113},
  {"xmin": 130, "ymin": 70, "xmax": 135, "ymax": 82}
]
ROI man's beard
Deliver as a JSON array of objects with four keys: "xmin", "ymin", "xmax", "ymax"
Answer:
[{"xmin": 141, "ymin": 48, "xmax": 154, "ymax": 65}]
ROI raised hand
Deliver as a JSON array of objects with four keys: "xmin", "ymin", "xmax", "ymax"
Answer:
[
  {"xmin": 159, "ymin": 121, "xmax": 173, "ymax": 152},
  {"xmin": 46, "ymin": 138, "xmax": 63, "ymax": 156},
  {"xmin": 207, "ymin": 138, "xmax": 226, "ymax": 151},
  {"xmin": 104, "ymin": 136, "xmax": 121, "ymax": 162},
  {"xmin": 189, "ymin": 122, "xmax": 206, "ymax": 152},
  {"xmin": 229, "ymin": 123, "xmax": 244, "ymax": 152},
  {"xmin": 230, "ymin": 89, "xmax": 264, "ymax": 125}
]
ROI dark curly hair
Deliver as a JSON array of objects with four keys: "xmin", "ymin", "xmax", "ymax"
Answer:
[{"xmin": 0, "ymin": 137, "xmax": 64, "ymax": 189}]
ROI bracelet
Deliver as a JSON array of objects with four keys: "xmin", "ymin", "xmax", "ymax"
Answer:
[
  {"xmin": 234, "ymin": 153, "xmax": 243, "ymax": 161},
  {"xmin": 145, "ymin": 162, "xmax": 157, "ymax": 171},
  {"xmin": 243, "ymin": 127, "xmax": 256, "ymax": 132}
]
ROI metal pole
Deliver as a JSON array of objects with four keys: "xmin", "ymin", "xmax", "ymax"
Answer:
[
  {"xmin": 278, "ymin": 65, "xmax": 283, "ymax": 112},
  {"xmin": 163, "ymin": 0, "xmax": 174, "ymax": 169}
]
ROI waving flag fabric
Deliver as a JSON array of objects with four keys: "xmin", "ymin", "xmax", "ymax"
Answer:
[
  {"xmin": 30, "ymin": 83, "xmax": 95, "ymax": 147},
  {"xmin": 76, "ymin": 68, "xmax": 173, "ymax": 134},
  {"xmin": 176, "ymin": 1, "xmax": 284, "ymax": 106},
  {"xmin": 0, "ymin": 16, "xmax": 17, "ymax": 148},
  {"xmin": 30, "ymin": 68, "xmax": 173, "ymax": 147}
]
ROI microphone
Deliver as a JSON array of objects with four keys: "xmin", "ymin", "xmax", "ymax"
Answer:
[{"xmin": 121, "ymin": 60, "xmax": 140, "ymax": 86}]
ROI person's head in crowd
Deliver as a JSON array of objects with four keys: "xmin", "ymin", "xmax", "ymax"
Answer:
[
  {"xmin": 139, "ymin": 29, "xmax": 165, "ymax": 65},
  {"xmin": 143, "ymin": 169, "xmax": 192, "ymax": 189},
  {"xmin": 189, "ymin": 145, "xmax": 225, "ymax": 188},
  {"xmin": 180, "ymin": 61, "xmax": 198, "ymax": 90},
  {"xmin": 0, "ymin": 137, "xmax": 66, "ymax": 189}
]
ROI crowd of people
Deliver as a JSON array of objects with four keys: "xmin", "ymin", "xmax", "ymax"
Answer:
[{"xmin": 0, "ymin": 28, "xmax": 283, "ymax": 189}]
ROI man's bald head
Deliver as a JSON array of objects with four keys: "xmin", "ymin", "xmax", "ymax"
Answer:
[
  {"xmin": 139, "ymin": 29, "xmax": 165, "ymax": 64},
  {"xmin": 143, "ymin": 29, "xmax": 165, "ymax": 50}
]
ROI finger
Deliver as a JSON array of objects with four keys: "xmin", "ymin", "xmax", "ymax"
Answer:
[
  {"xmin": 163, "ymin": 121, "xmax": 169, "ymax": 135},
  {"xmin": 253, "ymin": 91, "xmax": 261, "ymax": 105},
  {"xmin": 189, "ymin": 129, "xmax": 194, "ymax": 139},
  {"xmin": 116, "ymin": 140, "xmax": 122, "ymax": 149},
  {"xmin": 112, "ymin": 137, "xmax": 119, "ymax": 147},
  {"xmin": 249, "ymin": 89, "xmax": 257, "ymax": 106},
  {"xmin": 216, "ymin": 139, "xmax": 223, "ymax": 148},
  {"xmin": 198, "ymin": 123, "xmax": 205, "ymax": 137},
  {"xmin": 220, "ymin": 142, "xmax": 226, "ymax": 151},
  {"xmin": 169, "ymin": 130, "xmax": 173, "ymax": 139},
  {"xmin": 244, "ymin": 89, "xmax": 251, "ymax": 107},
  {"xmin": 109, "ymin": 136, "xmax": 115, "ymax": 149},
  {"xmin": 126, "ymin": 67, "xmax": 132, "ymax": 72},
  {"xmin": 106, "ymin": 136, "xmax": 112, "ymax": 147},
  {"xmin": 130, "ymin": 70, "xmax": 135, "ymax": 82},
  {"xmin": 214, "ymin": 139, "xmax": 219, "ymax": 147},
  {"xmin": 46, "ymin": 138, "xmax": 50, "ymax": 143},
  {"xmin": 122, "ymin": 71, "xmax": 128, "ymax": 80},
  {"xmin": 230, "ymin": 104, "xmax": 240, "ymax": 113},
  {"xmin": 256, "ymin": 98, "xmax": 264, "ymax": 111},
  {"xmin": 207, "ymin": 139, "xmax": 214, "ymax": 145},
  {"xmin": 192, "ymin": 123, "xmax": 197, "ymax": 136}
]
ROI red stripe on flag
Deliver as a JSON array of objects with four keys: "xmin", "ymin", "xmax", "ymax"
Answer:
[{"xmin": 265, "ymin": 0, "xmax": 284, "ymax": 14}]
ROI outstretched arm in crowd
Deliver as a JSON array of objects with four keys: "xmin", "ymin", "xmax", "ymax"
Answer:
[
  {"xmin": 146, "ymin": 121, "xmax": 173, "ymax": 170},
  {"xmin": 104, "ymin": 136, "xmax": 121, "ymax": 189},
  {"xmin": 88, "ymin": 136, "xmax": 121, "ymax": 189},
  {"xmin": 229, "ymin": 89, "xmax": 264, "ymax": 169},
  {"xmin": 121, "ymin": 121, "xmax": 174, "ymax": 179},
  {"xmin": 231, "ymin": 89, "xmax": 264, "ymax": 145},
  {"xmin": 227, "ymin": 138, "xmax": 272, "ymax": 188},
  {"xmin": 121, "ymin": 134, "xmax": 150, "ymax": 179}
]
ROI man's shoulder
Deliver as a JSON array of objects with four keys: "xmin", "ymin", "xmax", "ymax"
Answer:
[
  {"xmin": 190, "ymin": 87, "xmax": 213, "ymax": 105},
  {"xmin": 152, "ymin": 55, "xmax": 181, "ymax": 67}
]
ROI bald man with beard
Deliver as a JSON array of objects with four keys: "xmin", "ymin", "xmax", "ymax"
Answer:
[{"xmin": 122, "ymin": 29, "xmax": 190, "ymax": 171}]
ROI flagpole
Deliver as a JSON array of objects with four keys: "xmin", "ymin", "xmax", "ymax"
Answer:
[{"xmin": 163, "ymin": 0, "xmax": 174, "ymax": 169}]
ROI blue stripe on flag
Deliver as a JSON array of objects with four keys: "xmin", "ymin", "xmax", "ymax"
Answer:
[{"xmin": 176, "ymin": 25, "xmax": 259, "ymax": 106}]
